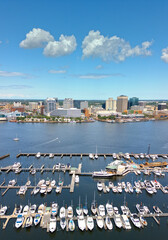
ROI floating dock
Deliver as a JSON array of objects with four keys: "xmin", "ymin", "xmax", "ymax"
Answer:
[{"xmin": 0, "ymin": 154, "xmax": 10, "ymax": 160}]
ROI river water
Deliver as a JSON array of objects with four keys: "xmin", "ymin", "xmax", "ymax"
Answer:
[{"xmin": 0, "ymin": 120, "xmax": 168, "ymax": 239}]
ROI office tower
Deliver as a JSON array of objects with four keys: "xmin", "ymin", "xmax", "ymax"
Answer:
[{"xmin": 117, "ymin": 95, "xmax": 128, "ymax": 113}]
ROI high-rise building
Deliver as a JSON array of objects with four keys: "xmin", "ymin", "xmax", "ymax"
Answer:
[
  {"xmin": 117, "ymin": 95, "xmax": 128, "ymax": 113},
  {"xmin": 44, "ymin": 98, "xmax": 57, "ymax": 114},
  {"xmin": 105, "ymin": 98, "xmax": 117, "ymax": 111},
  {"xmin": 128, "ymin": 97, "xmax": 139, "ymax": 108},
  {"xmin": 158, "ymin": 103, "xmax": 167, "ymax": 110},
  {"xmin": 80, "ymin": 101, "xmax": 88, "ymax": 110},
  {"xmin": 63, "ymin": 98, "xmax": 74, "ymax": 109},
  {"xmin": 29, "ymin": 102, "xmax": 38, "ymax": 111}
]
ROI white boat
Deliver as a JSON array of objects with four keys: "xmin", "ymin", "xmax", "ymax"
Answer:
[
  {"xmin": 113, "ymin": 207, "xmax": 119, "ymax": 214},
  {"xmin": 49, "ymin": 214, "xmax": 57, "ymax": 233},
  {"xmin": 60, "ymin": 217, "xmax": 66, "ymax": 230},
  {"xmin": 96, "ymin": 215, "xmax": 104, "ymax": 229},
  {"xmin": 47, "ymin": 186, "xmax": 52, "ymax": 193},
  {"xmin": 87, "ymin": 216, "xmax": 94, "ymax": 231},
  {"xmin": 113, "ymin": 153, "xmax": 117, "ymax": 159},
  {"xmin": 40, "ymin": 184, "xmax": 47, "ymax": 194},
  {"xmin": 13, "ymin": 135, "xmax": 19, "ymax": 141},
  {"xmin": 76, "ymin": 196, "xmax": 82, "ymax": 215},
  {"xmin": 30, "ymin": 204, "xmax": 37, "ymax": 214},
  {"xmin": 153, "ymin": 206, "xmax": 162, "ymax": 214},
  {"xmin": 55, "ymin": 185, "xmax": 60, "ymax": 193},
  {"xmin": 0, "ymin": 206, "xmax": 7, "ymax": 216},
  {"xmin": 112, "ymin": 186, "xmax": 118, "ymax": 193},
  {"xmin": 105, "ymin": 216, "xmax": 113, "ymax": 230},
  {"xmin": 140, "ymin": 153, "xmax": 144, "ymax": 159},
  {"xmin": 37, "ymin": 179, "xmax": 45, "ymax": 186},
  {"xmin": 75, "ymin": 175, "xmax": 79, "ymax": 183},
  {"xmin": 46, "ymin": 178, "xmax": 50, "ymax": 186},
  {"xmin": 14, "ymin": 205, "xmax": 23, "ymax": 215},
  {"xmin": 59, "ymin": 207, "xmax": 66, "ymax": 218},
  {"xmin": 106, "ymin": 186, "xmax": 110, "ymax": 192},
  {"xmin": 30, "ymin": 168, "xmax": 36, "ymax": 175},
  {"xmin": 140, "ymin": 216, "xmax": 147, "ymax": 226},
  {"xmin": 15, "ymin": 214, "xmax": 24, "ymax": 228},
  {"xmin": 8, "ymin": 179, "xmax": 16, "ymax": 186},
  {"xmin": 83, "ymin": 196, "xmax": 88, "ymax": 215},
  {"xmin": 146, "ymin": 187, "xmax": 154, "ymax": 195},
  {"xmin": 78, "ymin": 215, "xmax": 86, "ymax": 231},
  {"xmin": 25, "ymin": 216, "xmax": 33, "ymax": 228},
  {"xmin": 121, "ymin": 205, "xmax": 129, "ymax": 215},
  {"xmin": 51, "ymin": 180, "xmax": 56, "ymax": 187},
  {"xmin": 89, "ymin": 153, "xmax": 94, "ymax": 159},
  {"xmin": 26, "ymin": 180, "xmax": 31, "ymax": 186},
  {"xmin": 67, "ymin": 206, "xmax": 73, "ymax": 218},
  {"xmin": 36, "ymin": 152, "xmax": 41, "ymax": 158},
  {"xmin": 114, "ymin": 214, "xmax": 122, "ymax": 228},
  {"xmin": 34, "ymin": 213, "xmax": 41, "ymax": 226},
  {"xmin": 130, "ymin": 214, "xmax": 141, "ymax": 228},
  {"xmin": 38, "ymin": 204, "xmax": 45, "ymax": 214},
  {"xmin": 33, "ymin": 187, "xmax": 40, "ymax": 195},
  {"xmin": 69, "ymin": 218, "xmax": 75, "ymax": 231},
  {"xmin": 93, "ymin": 170, "xmax": 113, "ymax": 178},
  {"xmin": 23, "ymin": 205, "xmax": 29, "ymax": 215},
  {"xmin": 91, "ymin": 202, "xmax": 97, "ymax": 215},
  {"xmin": 13, "ymin": 162, "xmax": 21, "ymax": 170},
  {"xmin": 49, "ymin": 153, "xmax": 54, "ymax": 158},
  {"xmin": 95, "ymin": 146, "xmax": 98, "ymax": 159},
  {"xmin": 98, "ymin": 204, "xmax": 105, "ymax": 216},
  {"xmin": 51, "ymin": 203, "xmax": 58, "ymax": 216},
  {"xmin": 97, "ymin": 182, "xmax": 103, "ymax": 191},
  {"xmin": 106, "ymin": 203, "xmax": 113, "ymax": 216},
  {"xmin": 121, "ymin": 214, "xmax": 131, "ymax": 229}
]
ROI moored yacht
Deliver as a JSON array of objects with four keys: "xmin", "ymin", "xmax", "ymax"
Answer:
[
  {"xmin": 15, "ymin": 214, "xmax": 24, "ymax": 228},
  {"xmin": 96, "ymin": 215, "xmax": 104, "ymax": 229},
  {"xmin": 36, "ymin": 152, "xmax": 41, "ymax": 158},
  {"xmin": 25, "ymin": 216, "xmax": 33, "ymax": 228},
  {"xmin": 0, "ymin": 206, "xmax": 7, "ymax": 216},
  {"xmin": 34, "ymin": 213, "xmax": 41, "ymax": 226},
  {"xmin": 121, "ymin": 214, "xmax": 131, "ymax": 230},
  {"xmin": 69, "ymin": 218, "xmax": 75, "ymax": 231},
  {"xmin": 78, "ymin": 214, "xmax": 86, "ymax": 231},
  {"xmin": 87, "ymin": 216, "xmax": 94, "ymax": 231},
  {"xmin": 130, "ymin": 214, "xmax": 141, "ymax": 228},
  {"xmin": 113, "ymin": 214, "xmax": 122, "ymax": 228},
  {"xmin": 97, "ymin": 182, "xmax": 103, "ymax": 191},
  {"xmin": 60, "ymin": 217, "xmax": 66, "ymax": 230},
  {"xmin": 98, "ymin": 204, "xmax": 105, "ymax": 216},
  {"xmin": 49, "ymin": 214, "xmax": 57, "ymax": 233},
  {"xmin": 105, "ymin": 216, "xmax": 113, "ymax": 230}
]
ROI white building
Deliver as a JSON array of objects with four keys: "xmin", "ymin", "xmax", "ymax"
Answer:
[
  {"xmin": 106, "ymin": 98, "xmax": 117, "ymax": 112},
  {"xmin": 63, "ymin": 98, "xmax": 74, "ymax": 109},
  {"xmin": 44, "ymin": 98, "xmax": 57, "ymax": 114}
]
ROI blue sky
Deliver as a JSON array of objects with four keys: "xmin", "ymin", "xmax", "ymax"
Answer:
[{"xmin": 0, "ymin": 0, "xmax": 168, "ymax": 100}]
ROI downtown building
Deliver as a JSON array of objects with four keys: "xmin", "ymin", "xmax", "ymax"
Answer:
[
  {"xmin": 117, "ymin": 95, "xmax": 128, "ymax": 113},
  {"xmin": 44, "ymin": 98, "xmax": 58, "ymax": 114},
  {"xmin": 105, "ymin": 98, "xmax": 117, "ymax": 111}
]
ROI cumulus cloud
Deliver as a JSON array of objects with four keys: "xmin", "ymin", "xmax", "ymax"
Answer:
[
  {"xmin": 43, "ymin": 35, "xmax": 77, "ymax": 57},
  {"xmin": 161, "ymin": 47, "xmax": 168, "ymax": 63},
  {"xmin": 77, "ymin": 73, "xmax": 122, "ymax": 79},
  {"xmin": 20, "ymin": 28, "xmax": 54, "ymax": 48},
  {"xmin": 82, "ymin": 30, "xmax": 152, "ymax": 62},
  {"xmin": 48, "ymin": 69, "xmax": 66, "ymax": 74}
]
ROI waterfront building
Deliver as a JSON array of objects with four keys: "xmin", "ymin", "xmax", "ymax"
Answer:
[
  {"xmin": 13, "ymin": 102, "xmax": 22, "ymax": 107},
  {"xmin": 44, "ymin": 98, "xmax": 57, "ymax": 114},
  {"xmin": 105, "ymin": 98, "xmax": 117, "ymax": 111},
  {"xmin": 128, "ymin": 97, "xmax": 139, "ymax": 108},
  {"xmin": 63, "ymin": 98, "xmax": 74, "ymax": 109},
  {"xmin": 80, "ymin": 101, "xmax": 88, "ymax": 110},
  {"xmin": 29, "ymin": 102, "xmax": 38, "ymax": 111},
  {"xmin": 158, "ymin": 103, "xmax": 167, "ymax": 110},
  {"xmin": 117, "ymin": 95, "xmax": 128, "ymax": 113},
  {"xmin": 49, "ymin": 108, "xmax": 81, "ymax": 118}
]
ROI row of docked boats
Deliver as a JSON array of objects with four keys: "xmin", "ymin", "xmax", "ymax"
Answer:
[{"xmin": 97, "ymin": 179, "xmax": 168, "ymax": 194}]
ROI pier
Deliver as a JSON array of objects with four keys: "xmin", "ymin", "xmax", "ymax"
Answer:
[{"xmin": 0, "ymin": 154, "xmax": 10, "ymax": 160}]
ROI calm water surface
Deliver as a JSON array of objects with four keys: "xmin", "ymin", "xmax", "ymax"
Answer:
[{"xmin": 0, "ymin": 121, "xmax": 168, "ymax": 239}]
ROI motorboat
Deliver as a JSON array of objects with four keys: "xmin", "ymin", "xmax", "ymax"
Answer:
[
  {"xmin": 60, "ymin": 217, "xmax": 66, "ymax": 230},
  {"xmin": 25, "ymin": 216, "xmax": 33, "ymax": 228},
  {"xmin": 96, "ymin": 215, "xmax": 104, "ymax": 229},
  {"xmin": 23, "ymin": 205, "xmax": 29, "ymax": 215},
  {"xmin": 140, "ymin": 153, "xmax": 144, "ymax": 159},
  {"xmin": 109, "ymin": 181, "xmax": 113, "ymax": 188},
  {"xmin": 112, "ymin": 186, "xmax": 118, "ymax": 193},
  {"xmin": 26, "ymin": 180, "xmax": 31, "ymax": 186},
  {"xmin": 55, "ymin": 163, "xmax": 60, "ymax": 170},
  {"xmin": 34, "ymin": 213, "xmax": 41, "ymax": 226},
  {"xmin": 121, "ymin": 214, "xmax": 131, "ymax": 230},
  {"xmin": 83, "ymin": 205, "xmax": 88, "ymax": 215},
  {"xmin": 105, "ymin": 216, "xmax": 113, "ymax": 230},
  {"xmin": 130, "ymin": 214, "xmax": 142, "ymax": 228},
  {"xmin": 113, "ymin": 214, "xmax": 122, "ymax": 228},
  {"xmin": 134, "ymin": 154, "xmax": 139, "ymax": 159},
  {"xmin": 30, "ymin": 168, "xmax": 36, "ymax": 175},
  {"xmin": 59, "ymin": 207, "xmax": 66, "ymax": 218},
  {"xmin": 15, "ymin": 214, "xmax": 24, "ymax": 228},
  {"xmin": 38, "ymin": 204, "xmax": 45, "ymax": 214},
  {"xmin": 17, "ymin": 186, "xmax": 27, "ymax": 195},
  {"xmin": 113, "ymin": 207, "xmax": 119, "ymax": 214},
  {"xmin": 91, "ymin": 202, "xmax": 97, "ymax": 215},
  {"xmin": 49, "ymin": 214, "xmax": 57, "ymax": 233},
  {"xmin": 106, "ymin": 186, "xmax": 110, "ymax": 192},
  {"xmin": 30, "ymin": 204, "xmax": 37, "ymax": 214},
  {"xmin": 153, "ymin": 206, "xmax": 162, "ymax": 214},
  {"xmin": 47, "ymin": 186, "xmax": 52, "ymax": 193},
  {"xmin": 136, "ymin": 204, "xmax": 146, "ymax": 215},
  {"xmin": 140, "ymin": 216, "xmax": 147, "ymax": 226},
  {"xmin": 97, "ymin": 182, "xmax": 103, "ymax": 191},
  {"xmin": 46, "ymin": 178, "xmax": 50, "ymax": 186},
  {"xmin": 106, "ymin": 203, "xmax": 113, "ymax": 216},
  {"xmin": 67, "ymin": 206, "xmax": 73, "ymax": 218},
  {"xmin": 78, "ymin": 215, "xmax": 86, "ymax": 231},
  {"xmin": 146, "ymin": 187, "xmax": 154, "ymax": 195},
  {"xmin": 0, "ymin": 206, "xmax": 7, "ymax": 216},
  {"xmin": 55, "ymin": 185, "xmax": 60, "ymax": 193},
  {"xmin": 37, "ymin": 179, "xmax": 45, "ymax": 186},
  {"xmin": 121, "ymin": 205, "xmax": 129, "ymax": 215},
  {"xmin": 14, "ymin": 205, "xmax": 23, "ymax": 215},
  {"xmin": 75, "ymin": 175, "xmax": 79, "ymax": 183},
  {"xmin": 98, "ymin": 205, "xmax": 105, "ymax": 216},
  {"xmin": 95, "ymin": 153, "xmax": 98, "ymax": 159},
  {"xmin": 69, "ymin": 218, "xmax": 75, "ymax": 231},
  {"xmin": 33, "ymin": 187, "xmax": 40, "ymax": 195},
  {"xmin": 40, "ymin": 184, "xmax": 47, "ymax": 194},
  {"xmin": 51, "ymin": 180, "xmax": 56, "ymax": 187},
  {"xmin": 49, "ymin": 153, "xmax": 54, "ymax": 158},
  {"xmin": 87, "ymin": 216, "xmax": 94, "ymax": 231},
  {"xmin": 36, "ymin": 152, "xmax": 41, "ymax": 158},
  {"xmin": 12, "ymin": 162, "xmax": 21, "ymax": 170},
  {"xmin": 117, "ymin": 185, "xmax": 122, "ymax": 193},
  {"xmin": 13, "ymin": 137, "xmax": 19, "ymax": 141},
  {"xmin": 51, "ymin": 203, "xmax": 58, "ymax": 216},
  {"xmin": 113, "ymin": 153, "xmax": 117, "ymax": 159},
  {"xmin": 93, "ymin": 170, "xmax": 113, "ymax": 178},
  {"xmin": 89, "ymin": 153, "xmax": 94, "ymax": 160}
]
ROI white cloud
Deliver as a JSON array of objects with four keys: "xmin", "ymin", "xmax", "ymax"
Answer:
[
  {"xmin": 0, "ymin": 40, "xmax": 2, "ymax": 44},
  {"xmin": 20, "ymin": 28, "xmax": 54, "ymax": 48},
  {"xmin": 96, "ymin": 65, "xmax": 103, "ymax": 69},
  {"xmin": 78, "ymin": 73, "xmax": 121, "ymax": 79},
  {"xmin": 48, "ymin": 69, "xmax": 66, "ymax": 74},
  {"xmin": 82, "ymin": 30, "xmax": 152, "ymax": 62},
  {"xmin": 0, "ymin": 85, "xmax": 32, "ymax": 89},
  {"xmin": 0, "ymin": 93, "xmax": 25, "ymax": 98},
  {"xmin": 161, "ymin": 47, "xmax": 168, "ymax": 63},
  {"xmin": 43, "ymin": 34, "xmax": 77, "ymax": 57},
  {"xmin": 0, "ymin": 70, "xmax": 26, "ymax": 77}
]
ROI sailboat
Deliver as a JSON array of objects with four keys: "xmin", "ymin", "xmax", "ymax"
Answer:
[
  {"xmin": 91, "ymin": 191, "xmax": 97, "ymax": 215},
  {"xmin": 95, "ymin": 145, "xmax": 98, "ymax": 159},
  {"xmin": 13, "ymin": 134, "xmax": 19, "ymax": 141},
  {"xmin": 76, "ymin": 196, "xmax": 82, "ymax": 215},
  {"xmin": 83, "ymin": 195, "xmax": 88, "ymax": 215}
]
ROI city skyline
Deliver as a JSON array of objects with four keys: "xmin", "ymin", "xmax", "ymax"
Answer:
[{"xmin": 0, "ymin": 0, "xmax": 168, "ymax": 100}]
